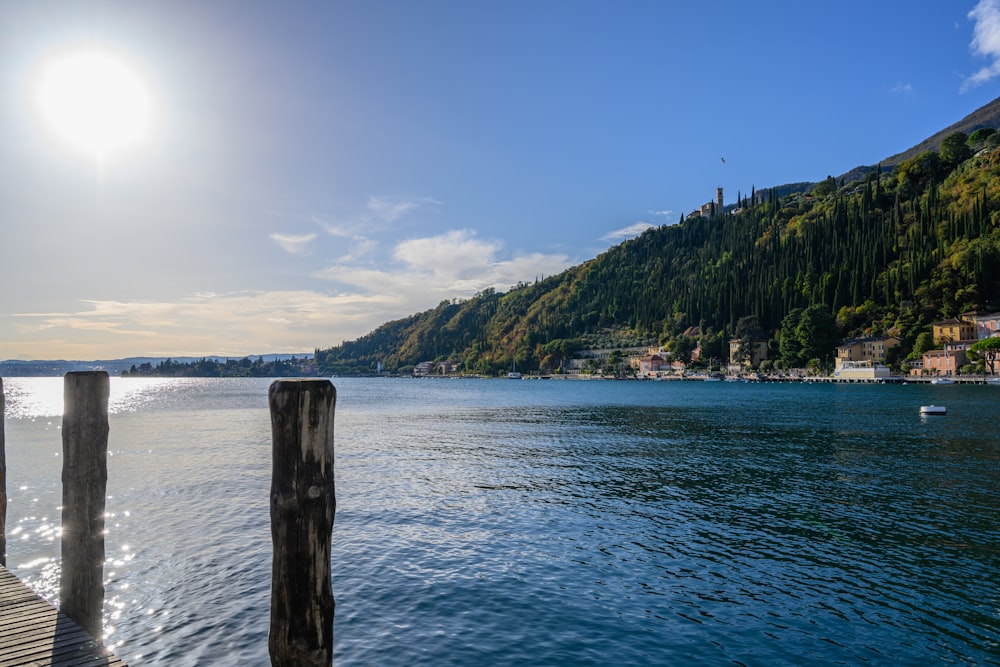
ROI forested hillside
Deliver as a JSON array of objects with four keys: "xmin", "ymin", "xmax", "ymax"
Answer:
[{"xmin": 316, "ymin": 127, "xmax": 1000, "ymax": 376}]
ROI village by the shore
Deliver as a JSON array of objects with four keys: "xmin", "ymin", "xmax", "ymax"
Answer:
[{"xmin": 412, "ymin": 311, "xmax": 1000, "ymax": 385}]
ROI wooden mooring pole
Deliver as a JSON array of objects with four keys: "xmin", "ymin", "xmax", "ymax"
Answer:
[
  {"xmin": 268, "ymin": 379, "xmax": 336, "ymax": 667},
  {"xmin": 60, "ymin": 370, "xmax": 109, "ymax": 640}
]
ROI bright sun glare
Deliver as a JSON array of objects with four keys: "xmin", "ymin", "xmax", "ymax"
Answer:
[{"xmin": 36, "ymin": 49, "xmax": 151, "ymax": 160}]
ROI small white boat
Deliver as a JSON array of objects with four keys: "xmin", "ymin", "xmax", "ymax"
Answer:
[
  {"xmin": 920, "ymin": 405, "xmax": 947, "ymax": 415},
  {"xmin": 930, "ymin": 377, "xmax": 955, "ymax": 385},
  {"xmin": 987, "ymin": 377, "xmax": 1000, "ymax": 385}
]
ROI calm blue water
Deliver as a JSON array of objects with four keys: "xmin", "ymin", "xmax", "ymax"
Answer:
[{"xmin": 2, "ymin": 377, "xmax": 999, "ymax": 665}]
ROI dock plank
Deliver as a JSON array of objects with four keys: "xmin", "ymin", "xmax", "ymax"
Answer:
[{"xmin": 0, "ymin": 566, "xmax": 127, "ymax": 667}]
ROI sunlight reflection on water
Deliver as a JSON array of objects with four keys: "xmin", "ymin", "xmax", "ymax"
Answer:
[{"xmin": 2, "ymin": 376, "xmax": 193, "ymax": 418}]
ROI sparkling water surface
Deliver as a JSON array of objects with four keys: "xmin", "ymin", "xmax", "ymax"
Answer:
[{"xmin": 3, "ymin": 377, "xmax": 998, "ymax": 665}]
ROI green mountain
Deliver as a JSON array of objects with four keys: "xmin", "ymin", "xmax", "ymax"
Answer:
[
  {"xmin": 838, "ymin": 95, "xmax": 1000, "ymax": 185},
  {"xmin": 882, "ymin": 95, "xmax": 1000, "ymax": 166},
  {"xmin": 316, "ymin": 100, "xmax": 1000, "ymax": 376}
]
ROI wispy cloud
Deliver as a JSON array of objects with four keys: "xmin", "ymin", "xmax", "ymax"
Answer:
[
  {"xmin": 269, "ymin": 232, "xmax": 317, "ymax": 254},
  {"xmin": 889, "ymin": 82, "xmax": 913, "ymax": 95},
  {"xmin": 335, "ymin": 237, "xmax": 379, "ymax": 263},
  {"xmin": 367, "ymin": 195, "xmax": 442, "ymax": 222},
  {"xmin": 964, "ymin": 0, "xmax": 1000, "ymax": 91},
  {"xmin": 601, "ymin": 222, "xmax": 655, "ymax": 242},
  {"xmin": 311, "ymin": 216, "xmax": 352, "ymax": 237},
  {"xmin": 9, "ymin": 291, "xmax": 391, "ymax": 358}
]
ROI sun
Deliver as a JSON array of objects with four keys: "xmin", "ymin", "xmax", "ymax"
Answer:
[{"xmin": 36, "ymin": 49, "xmax": 152, "ymax": 160}]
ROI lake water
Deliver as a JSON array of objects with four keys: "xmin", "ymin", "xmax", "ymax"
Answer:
[{"xmin": 2, "ymin": 377, "xmax": 999, "ymax": 665}]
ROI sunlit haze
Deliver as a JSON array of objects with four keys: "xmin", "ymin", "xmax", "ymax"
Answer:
[
  {"xmin": 36, "ymin": 49, "xmax": 152, "ymax": 161},
  {"xmin": 3, "ymin": 1, "xmax": 1000, "ymax": 360}
]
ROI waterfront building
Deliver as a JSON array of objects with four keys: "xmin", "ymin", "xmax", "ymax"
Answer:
[
  {"xmin": 834, "ymin": 336, "xmax": 900, "ymax": 371},
  {"xmin": 834, "ymin": 360, "xmax": 891, "ymax": 381}
]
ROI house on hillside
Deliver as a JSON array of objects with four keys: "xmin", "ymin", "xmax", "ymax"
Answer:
[
  {"xmin": 932, "ymin": 316, "xmax": 976, "ymax": 344},
  {"xmin": 835, "ymin": 336, "xmax": 900, "ymax": 371},
  {"xmin": 727, "ymin": 338, "xmax": 767, "ymax": 374},
  {"xmin": 687, "ymin": 188, "xmax": 724, "ymax": 220}
]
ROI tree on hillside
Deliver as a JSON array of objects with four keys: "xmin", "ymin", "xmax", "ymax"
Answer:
[
  {"xmin": 940, "ymin": 131, "xmax": 971, "ymax": 170},
  {"xmin": 910, "ymin": 331, "xmax": 935, "ymax": 358},
  {"xmin": 969, "ymin": 337, "xmax": 1000, "ymax": 374},
  {"xmin": 797, "ymin": 305, "xmax": 839, "ymax": 365},
  {"xmin": 778, "ymin": 308, "xmax": 804, "ymax": 368},
  {"xmin": 779, "ymin": 305, "xmax": 838, "ymax": 368},
  {"xmin": 968, "ymin": 128, "xmax": 997, "ymax": 150},
  {"xmin": 733, "ymin": 315, "xmax": 764, "ymax": 366},
  {"xmin": 671, "ymin": 335, "xmax": 696, "ymax": 366},
  {"xmin": 813, "ymin": 175, "xmax": 837, "ymax": 197},
  {"xmin": 896, "ymin": 151, "xmax": 942, "ymax": 198}
]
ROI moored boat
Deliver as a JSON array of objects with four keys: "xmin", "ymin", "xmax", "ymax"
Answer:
[{"xmin": 920, "ymin": 405, "xmax": 947, "ymax": 415}]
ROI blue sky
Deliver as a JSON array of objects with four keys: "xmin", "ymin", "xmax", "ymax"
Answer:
[{"xmin": 3, "ymin": 1, "xmax": 1000, "ymax": 360}]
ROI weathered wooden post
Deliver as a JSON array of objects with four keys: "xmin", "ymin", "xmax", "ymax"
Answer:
[
  {"xmin": 268, "ymin": 379, "xmax": 336, "ymax": 667},
  {"xmin": 60, "ymin": 371, "xmax": 109, "ymax": 640},
  {"xmin": 1, "ymin": 376, "xmax": 6, "ymax": 567}
]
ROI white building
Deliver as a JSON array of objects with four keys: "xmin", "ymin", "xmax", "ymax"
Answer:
[{"xmin": 833, "ymin": 360, "xmax": 891, "ymax": 381}]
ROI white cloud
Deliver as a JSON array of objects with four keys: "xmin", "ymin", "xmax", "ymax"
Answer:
[
  {"xmin": 269, "ymin": 232, "xmax": 317, "ymax": 254},
  {"xmin": 889, "ymin": 83, "xmax": 913, "ymax": 95},
  {"xmin": 965, "ymin": 0, "xmax": 1000, "ymax": 91},
  {"xmin": 601, "ymin": 222, "xmax": 655, "ymax": 242},
  {"xmin": 393, "ymin": 229, "xmax": 501, "ymax": 273},
  {"xmin": 316, "ymin": 228, "xmax": 573, "ymax": 305}
]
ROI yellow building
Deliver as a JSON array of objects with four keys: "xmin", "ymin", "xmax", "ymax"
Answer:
[
  {"xmin": 835, "ymin": 336, "xmax": 900, "ymax": 370},
  {"xmin": 932, "ymin": 317, "xmax": 976, "ymax": 344}
]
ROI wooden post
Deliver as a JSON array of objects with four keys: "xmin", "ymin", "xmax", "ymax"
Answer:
[
  {"xmin": 268, "ymin": 379, "xmax": 336, "ymax": 667},
  {"xmin": 59, "ymin": 371, "xmax": 109, "ymax": 640},
  {"xmin": 1, "ymin": 377, "xmax": 6, "ymax": 567}
]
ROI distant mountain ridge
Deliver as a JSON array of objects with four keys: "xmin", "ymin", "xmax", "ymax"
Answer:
[
  {"xmin": 881, "ymin": 95, "xmax": 1000, "ymax": 166},
  {"xmin": 803, "ymin": 95, "xmax": 1000, "ymax": 194}
]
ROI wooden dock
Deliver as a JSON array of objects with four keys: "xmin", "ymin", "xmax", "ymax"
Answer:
[{"xmin": 0, "ymin": 566, "xmax": 127, "ymax": 667}]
